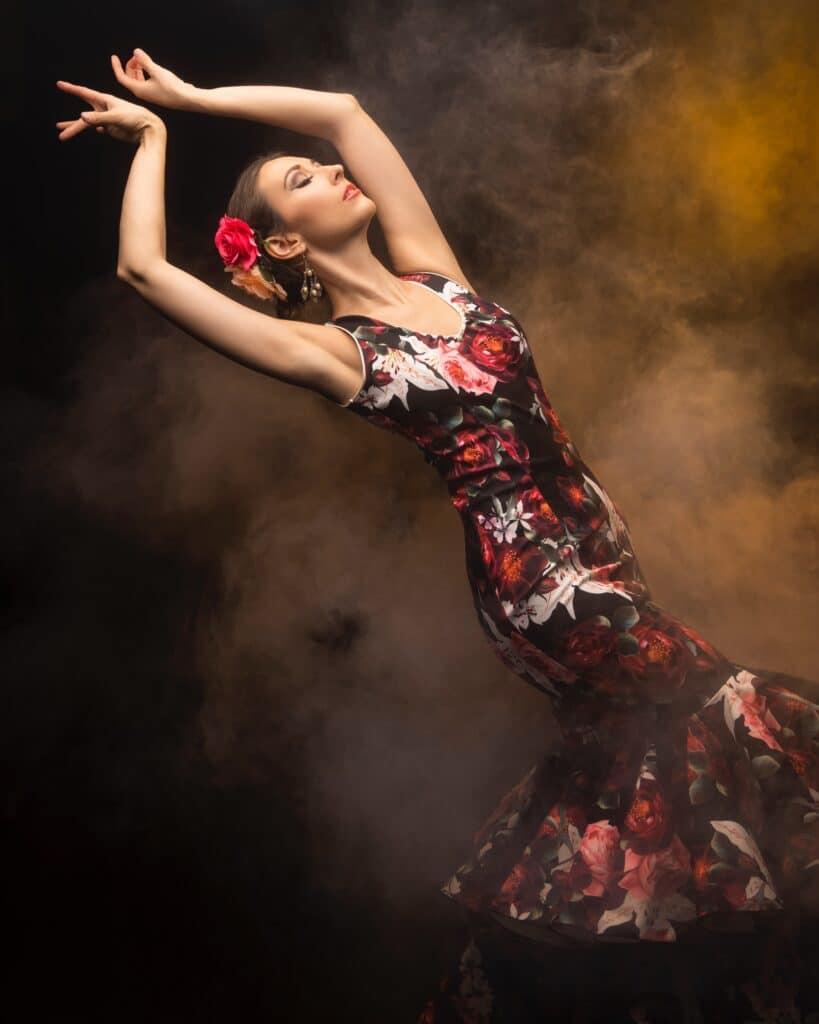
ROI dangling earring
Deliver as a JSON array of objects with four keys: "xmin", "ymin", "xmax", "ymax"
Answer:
[{"xmin": 300, "ymin": 253, "xmax": 323, "ymax": 302}]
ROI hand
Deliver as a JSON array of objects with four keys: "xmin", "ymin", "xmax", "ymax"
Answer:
[
  {"xmin": 110, "ymin": 48, "xmax": 195, "ymax": 111},
  {"xmin": 56, "ymin": 80, "xmax": 165, "ymax": 145}
]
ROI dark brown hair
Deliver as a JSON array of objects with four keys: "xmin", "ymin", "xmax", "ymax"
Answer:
[{"xmin": 225, "ymin": 149, "xmax": 314, "ymax": 320}]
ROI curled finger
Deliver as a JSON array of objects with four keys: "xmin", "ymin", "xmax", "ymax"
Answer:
[
  {"xmin": 125, "ymin": 55, "xmax": 146, "ymax": 80},
  {"xmin": 112, "ymin": 54, "xmax": 143, "ymax": 89}
]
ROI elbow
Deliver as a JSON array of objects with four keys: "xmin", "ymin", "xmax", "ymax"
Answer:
[
  {"xmin": 327, "ymin": 93, "xmax": 361, "ymax": 143},
  {"xmin": 117, "ymin": 261, "xmax": 163, "ymax": 287},
  {"xmin": 116, "ymin": 265, "xmax": 147, "ymax": 289}
]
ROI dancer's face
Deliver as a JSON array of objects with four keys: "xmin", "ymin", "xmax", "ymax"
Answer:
[{"xmin": 256, "ymin": 154, "xmax": 374, "ymax": 257}]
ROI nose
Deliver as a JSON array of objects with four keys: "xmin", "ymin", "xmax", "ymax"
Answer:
[{"xmin": 330, "ymin": 163, "xmax": 345, "ymax": 183}]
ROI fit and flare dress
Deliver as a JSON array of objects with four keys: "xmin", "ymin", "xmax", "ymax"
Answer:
[{"xmin": 324, "ymin": 272, "xmax": 819, "ymax": 1021}]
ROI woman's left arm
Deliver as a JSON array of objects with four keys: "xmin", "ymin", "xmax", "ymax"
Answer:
[
  {"xmin": 185, "ymin": 84, "xmax": 357, "ymax": 139},
  {"xmin": 109, "ymin": 48, "xmax": 356, "ymax": 140}
]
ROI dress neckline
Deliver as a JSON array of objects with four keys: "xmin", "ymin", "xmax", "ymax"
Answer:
[{"xmin": 328, "ymin": 272, "xmax": 467, "ymax": 344}]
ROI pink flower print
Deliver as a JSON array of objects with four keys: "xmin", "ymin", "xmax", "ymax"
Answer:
[{"xmin": 578, "ymin": 821, "xmax": 621, "ymax": 896}]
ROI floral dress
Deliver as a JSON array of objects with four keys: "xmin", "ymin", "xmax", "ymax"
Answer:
[{"xmin": 324, "ymin": 272, "xmax": 819, "ymax": 1021}]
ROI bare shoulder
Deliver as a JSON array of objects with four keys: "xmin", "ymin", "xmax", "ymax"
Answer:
[
  {"xmin": 412, "ymin": 263, "xmax": 476, "ymax": 293},
  {"xmin": 292, "ymin": 319, "xmax": 368, "ymax": 407},
  {"xmin": 393, "ymin": 250, "xmax": 476, "ymax": 293}
]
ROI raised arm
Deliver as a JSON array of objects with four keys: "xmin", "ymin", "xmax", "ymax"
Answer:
[
  {"xmin": 120, "ymin": 260, "xmax": 336, "ymax": 394},
  {"xmin": 110, "ymin": 48, "xmax": 357, "ymax": 140},
  {"xmin": 327, "ymin": 105, "xmax": 474, "ymax": 287},
  {"xmin": 55, "ymin": 78, "xmax": 348, "ymax": 401},
  {"xmin": 111, "ymin": 50, "xmax": 473, "ymax": 287}
]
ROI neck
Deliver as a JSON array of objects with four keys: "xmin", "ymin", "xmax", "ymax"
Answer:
[{"xmin": 308, "ymin": 235, "xmax": 409, "ymax": 317}]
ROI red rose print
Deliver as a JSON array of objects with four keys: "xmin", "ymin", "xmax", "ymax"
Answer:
[
  {"xmin": 496, "ymin": 858, "xmax": 544, "ymax": 907},
  {"xmin": 214, "ymin": 214, "xmax": 259, "ymax": 271},
  {"xmin": 561, "ymin": 618, "xmax": 618, "ymax": 668},
  {"xmin": 619, "ymin": 833, "xmax": 692, "ymax": 900},
  {"xmin": 412, "ymin": 418, "xmax": 452, "ymax": 455},
  {"xmin": 623, "ymin": 778, "xmax": 673, "ymax": 851},
  {"xmin": 437, "ymin": 345, "xmax": 498, "ymax": 395},
  {"xmin": 618, "ymin": 608, "xmax": 697, "ymax": 694},
  {"xmin": 486, "ymin": 422, "xmax": 531, "ymax": 466},
  {"xmin": 448, "ymin": 428, "xmax": 496, "ymax": 479},
  {"xmin": 461, "ymin": 325, "xmax": 525, "ymax": 381}
]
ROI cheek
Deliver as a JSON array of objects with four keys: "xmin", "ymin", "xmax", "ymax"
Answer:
[{"xmin": 300, "ymin": 188, "xmax": 338, "ymax": 222}]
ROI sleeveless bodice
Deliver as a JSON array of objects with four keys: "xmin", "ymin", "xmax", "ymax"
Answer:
[{"xmin": 325, "ymin": 272, "xmax": 655, "ymax": 706}]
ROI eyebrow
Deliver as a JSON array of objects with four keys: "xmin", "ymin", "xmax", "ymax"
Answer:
[{"xmin": 283, "ymin": 159, "xmax": 320, "ymax": 188}]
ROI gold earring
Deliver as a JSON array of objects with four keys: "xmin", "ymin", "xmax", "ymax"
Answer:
[{"xmin": 300, "ymin": 254, "xmax": 323, "ymax": 302}]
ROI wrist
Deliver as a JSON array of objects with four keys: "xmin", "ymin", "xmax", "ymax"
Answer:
[
  {"xmin": 141, "ymin": 118, "xmax": 167, "ymax": 145},
  {"xmin": 177, "ymin": 83, "xmax": 206, "ymax": 113}
]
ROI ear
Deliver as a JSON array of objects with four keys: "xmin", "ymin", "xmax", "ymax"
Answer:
[{"xmin": 262, "ymin": 232, "xmax": 304, "ymax": 261}]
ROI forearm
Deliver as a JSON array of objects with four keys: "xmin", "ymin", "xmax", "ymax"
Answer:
[
  {"xmin": 117, "ymin": 123, "xmax": 167, "ymax": 276},
  {"xmin": 179, "ymin": 84, "xmax": 357, "ymax": 139}
]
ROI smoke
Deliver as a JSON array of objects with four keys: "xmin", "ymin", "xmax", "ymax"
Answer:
[{"xmin": 27, "ymin": 0, "xmax": 818, "ymax": 923}]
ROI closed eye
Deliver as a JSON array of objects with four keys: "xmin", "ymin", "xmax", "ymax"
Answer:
[{"xmin": 293, "ymin": 159, "xmax": 323, "ymax": 189}]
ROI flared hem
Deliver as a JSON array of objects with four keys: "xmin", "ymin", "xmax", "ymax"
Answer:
[
  {"xmin": 438, "ymin": 885, "xmax": 791, "ymax": 949},
  {"xmin": 420, "ymin": 896, "xmax": 819, "ymax": 1023},
  {"xmin": 437, "ymin": 660, "xmax": 819, "ymax": 946}
]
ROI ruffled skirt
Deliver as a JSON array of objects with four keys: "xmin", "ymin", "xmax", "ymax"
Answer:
[{"xmin": 420, "ymin": 662, "xmax": 819, "ymax": 1021}]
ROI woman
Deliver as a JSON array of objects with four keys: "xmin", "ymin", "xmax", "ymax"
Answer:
[{"xmin": 56, "ymin": 51, "xmax": 818, "ymax": 1022}]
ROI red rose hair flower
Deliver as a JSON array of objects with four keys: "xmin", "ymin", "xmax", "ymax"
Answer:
[{"xmin": 213, "ymin": 214, "xmax": 288, "ymax": 303}]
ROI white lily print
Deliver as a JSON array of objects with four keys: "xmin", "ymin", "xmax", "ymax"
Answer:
[
  {"xmin": 702, "ymin": 670, "xmax": 784, "ymax": 751},
  {"xmin": 478, "ymin": 608, "xmax": 563, "ymax": 697},
  {"xmin": 582, "ymin": 472, "xmax": 630, "ymax": 547},
  {"xmin": 597, "ymin": 889, "xmax": 698, "ymax": 941},
  {"xmin": 403, "ymin": 331, "xmax": 500, "ymax": 397},
  {"xmin": 479, "ymin": 494, "xmax": 537, "ymax": 544},
  {"xmin": 709, "ymin": 819, "xmax": 780, "ymax": 896},
  {"xmin": 502, "ymin": 546, "xmax": 634, "ymax": 629},
  {"xmin": 365, "ymin": 347, "xmax": 449, "ymax": 411}
]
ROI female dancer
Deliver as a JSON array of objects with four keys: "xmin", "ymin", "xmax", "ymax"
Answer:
[{"xmin": 56, "ymin": 50, "xmax": 818, "ymax": 1022}]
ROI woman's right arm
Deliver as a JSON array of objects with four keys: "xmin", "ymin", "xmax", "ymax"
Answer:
[
  {"xmin": 120, "ymin": 261, "xmax": 336, "ymax": 391},
  {"xmin": 110, "ymin": 93, "xmax": 340, "ymax": 395},
  {"xmin": 57, "ymin": 73, "xmax": 349, "ymax": 400}
]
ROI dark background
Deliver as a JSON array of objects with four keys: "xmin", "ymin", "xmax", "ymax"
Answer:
[{"xmin": 10, "ymin": 1, "xmax": 819, "ymax": 1020}]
